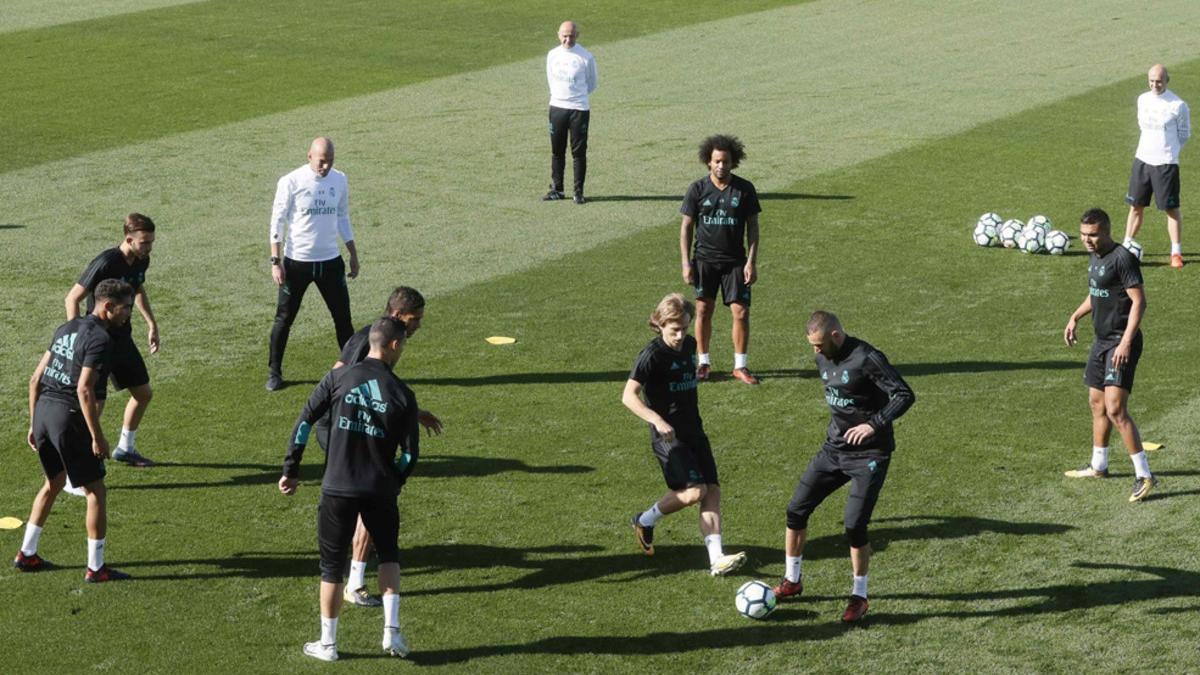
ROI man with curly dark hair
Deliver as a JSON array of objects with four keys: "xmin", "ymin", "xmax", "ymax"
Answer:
[{"xmin": 678, "ymin": 134, "xmax": 762, "ymax": 384}]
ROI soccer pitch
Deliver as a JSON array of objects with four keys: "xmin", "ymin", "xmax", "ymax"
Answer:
[{"xmin": 2, "ymin": 0, "xmax": 1200, "ymax": 671}]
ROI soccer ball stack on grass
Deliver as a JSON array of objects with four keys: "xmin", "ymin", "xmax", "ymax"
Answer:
[
  {"xmin": 973, "ymin": 213, "xmax": 1069, "ymax": 256},
  {"xmin": 734, "ymin": 580, "xmax": 778, "ymax": 620}
]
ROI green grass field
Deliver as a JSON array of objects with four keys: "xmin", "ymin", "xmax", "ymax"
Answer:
[{"xmin": 3, "ymin": 1, "xmax": 1200, "ymax": 671}]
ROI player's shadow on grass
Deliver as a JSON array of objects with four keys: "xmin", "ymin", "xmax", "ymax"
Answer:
[
  {"xmin": 795, "ymin": 515, "xmax": 1074, "ymax": 561},
  {"xmin": 406, "ymin": 371, "xmax": 630, "ymax": 386},
  {"xmin": 0, "ymin": 223, "xmax": 25, "ymax": 229},
  {"xmin": 113, "ymin": 456, "xmax": 592, "ymax": 490},
  {"xmin": 751, "ymin": 360, "xmax": 1079, "ymax": 381},
  {"xmin": 584, "ymin": 192, "xmax": 854, "ymax": 203}
]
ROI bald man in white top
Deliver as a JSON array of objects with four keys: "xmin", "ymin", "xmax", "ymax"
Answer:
[
  {"xmin": 267, "ymin": 137, "xmax": 360, "ymax": 391},
  {"xmin": 544, "ymin": 20, "xmax": 597, "ymax": 204},
  {"xmin": 1124, "ymin": 64, "xmax": 1190, "ymax": 269}
]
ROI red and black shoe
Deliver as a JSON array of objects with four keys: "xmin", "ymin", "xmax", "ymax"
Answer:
[
  {"xmin": 13, "ymin": 551, "xmax": 53, "ymax": 572},
  {"xmin": 85, "ymin": 565, "xmax": 132, "ymax": 583},
  {"xmin": 772, "ymin": 577, "xmax": 803, "ymax": 600},
  {"xmin": 696, "ymin": 364, "xmax": 711, "ymax": 381},
  {"xmin": 842, "ymin": 595, "xmax": 869, "ymax": 623},
  {"xmin": 731, "ymin": 368, "xmax": 760, "ymax": 385}
]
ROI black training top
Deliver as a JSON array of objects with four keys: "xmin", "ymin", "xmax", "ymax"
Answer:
[
  {"xmin": 78, "ymin": 247, "xmax": 149, "ymax": 337},
  {"xmin": 338, "ymin": 324, "xmax": 371, "ymax": 365},
  {"xmin": 1088, "ymin": 243, "xmax": 1143, "ymax": 346},
  {"xmin": 282, "ymin": 358, "xmax": 420, "ymax": 497},
  {"xmin": 814, "ymin": 336, "xmax": 915, "ymax": 454},
  {"xmin": 39, "ymin": 314, "xmax": 112, "ymax": 406},
  {"xmin": 680, "ymin": 174, "xmax": 761, "ymax": 264},
  {"xmin": 629, "ymin": 334, "xmax": 703, "ymax": 438}
]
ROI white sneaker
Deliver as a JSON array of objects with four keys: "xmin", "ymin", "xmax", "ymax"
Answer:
[
  {"xmin": 303, "ymin": 641, "xmax": 338, "ymax": 662},
  {"xmin": 709, "ymin": 551, "xmax": 748, "ymax": 576},
  {"xmin": 343, "ymin": 586, "xmax": 383, "ymax": 607},
  {"xmin": 382, "ymin": 627, "xmax": 410, "ymax": 657},
  {"xmin": 63, "ymin": 479, "xmax": 86, "ymax": 497}
]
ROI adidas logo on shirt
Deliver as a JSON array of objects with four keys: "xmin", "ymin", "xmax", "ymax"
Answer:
[
  {"xmin": 51, "ymin": 332, "xmax": 77, "ymax": 360},
  {"xmin": 344, "ymin": 378, "xmax": 388, "ymax": 413}
]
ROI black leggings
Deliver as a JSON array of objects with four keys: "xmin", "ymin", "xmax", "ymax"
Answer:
[
  {"xmin": 268, "ymin": 256, "xmax": 354, "ymax": 373},
  {"xmin": 549, "ymin": 106, "xmax": 590, "ymax": 194}
]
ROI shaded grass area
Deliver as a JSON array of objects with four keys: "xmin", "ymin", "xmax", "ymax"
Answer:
[
  {"xmin": 1, "ymin": 0, "xmax": 806, "ymax": 171},
  {"xmin": 3, "ymin": 56, "xmax": 1200, "ymax": 671}
]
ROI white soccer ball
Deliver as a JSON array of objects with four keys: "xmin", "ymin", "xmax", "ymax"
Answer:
[
  {"xmin": 1019, "ymin": 230, "xmax": 1045, "ymax": 254},
  {"xmin": 999, "ymin": 221, "xmax": 1022, "ymax": 248},
  {"xmin": 977, "ymin": 212, "xmax": 1003, "ymax": 229},
  {"xmin": 735, "ymin": 580, "xmax": 778, "ymax": 620},
  {"xmin": 1125, "ymin": 239, "xmax": 1144, "ymax": 260},
  {"xmin": 1045, "ymin": 230, "xmax": 1070, "ymax": 255},
  {"xmin": 973, "ymin": 222, "xmax": 999, "ymax": 247},
  {"xmin": 1027, "ymin": 214, "xmax": 1051, "ymax": 232}
]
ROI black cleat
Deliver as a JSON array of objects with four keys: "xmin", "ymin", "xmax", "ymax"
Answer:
[
  {"xmin": 266, "ymin": 372, "xmax": 283, "ymax": 392},
  {"xmin": 631, "ymin": 514, "xmax": 654, "ymax": 556},
  {"xmin": 573, "ymin": 193, "xmax": 586, "ymax": 204},
  {"xmin": 542, "ymin": 190, "xmax": 566, "ymax": 201}
]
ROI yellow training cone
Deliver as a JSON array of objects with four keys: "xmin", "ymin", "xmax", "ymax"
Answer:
[
  {"xmin": 0, "ymin": 517, "xmax": 23, "ymax": 530},
  {"xmin": 485, "ymin": 336, "xmax": 517, "ymax": 345}
]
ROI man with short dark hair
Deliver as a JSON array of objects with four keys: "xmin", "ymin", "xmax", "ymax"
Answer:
[
  {"xmin": 15, "ymin": 279, "xmax": 135, "ymax": 583},
  {"xmin": 1123, "ymin": 64, "xmax": 1189, "ymax": 269},
  {"xmin": 773, "ymin": 311, "xmax": 915, "ymax": 623},
  {"xmin": 279, "ymin": 316, "xmax": 421, "ymax": 661},
  {"xmin": 1064, "ymin": 208, "xmax": 1157, "ymax": 501},
  {"xmin": 680, "ymin": 134, "xmax": 761, "ymax": 384},
  {"xmin": 65, "ymin": 213, "xmax": 159, "ymax": 467},
  {"xmin": 267, "ymin": 137, "xmax": 359, "ymax": 391}
]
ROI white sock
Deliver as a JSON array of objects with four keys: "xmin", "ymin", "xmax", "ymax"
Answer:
[
  {"xmin": 1171, "ymin": 242, "xmax": 1183, "ymax": 255},
  {"xmin": 734, "ymin": 353, "xmax": 748, "ymax": 370},
  {"xmin": 87, "ymin": 538, "xmax": 105, "ymax": 572},
  {"xmin": 852, "ymin": 574, "xmax": 868, "ymax": 598},
  {"xmin": 320, "ymin": 616, "xmax": 338, "ymax": 646},
  {"xmin": 785, "ymin": 555, "xmax": 803, "ymax": 583},
  {"xmin": 347, "ymin": 560, "xmax": 367, "ymax": 591},
  {"xmin": 698, "ymin": 353, "xmax": 711, "ymax": 366},
  {"xmin": 638, "ymin": 503, "xmax": 664, "ymax": 528},
  {"xmin": 21, "ymin": 523, "xmax": 43, "ymax": 556},
  {"xmin": 1123, "ymin": 237, "xmax": 1133, "ymax": 246},
  {"xmin": 1091, "ymin": 446, "xmax": 1109, "ymax": 472},
  {"xmin": 383, "ymin": 593, "xmax": 400, "ymax": 629},
  {"xmin": 1130, "ymin": 451, "xmax": 1152, "ymax": 479},
  {"xmin": 118, "ymin": 428, "xmax": 136, "ymax": 451},
  {"xmin": 704, "ymin": 534, "xmax": 724, "ymax": 564}
]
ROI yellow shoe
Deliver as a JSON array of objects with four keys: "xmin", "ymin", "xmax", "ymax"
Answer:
[
  {"xmin": 1129, "ymin": 475, "xmax": 1158, "ymax": 502},
  {"xmin": 709, "ymin": 551, "xmax": 747, "ymax": 576},
  {"xmin": 1064, "ymin": 464, "xmax": 1109, "ymax": 478}
]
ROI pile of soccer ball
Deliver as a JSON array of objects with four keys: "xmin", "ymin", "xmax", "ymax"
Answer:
[{"xmin": 973, "ymin": 213, "xmax": 1070, "ymax": 255}]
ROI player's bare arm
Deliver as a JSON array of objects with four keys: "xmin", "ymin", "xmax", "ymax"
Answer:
[
  {"xmin": 844, "ymin": 423, "xmax": 876, "ymax": 446},
  {"xmin": 744, "ymin": 213, "xmax": 759, "ymax": 285},
  {"xmin": 270, "ymin": 241, "xmax": 285, "ymax": 286},
  {"xmin": 680, "ymin": 215, "xmax": 695, "ymax": 284},
  {"xmin": 1063, "ymin": 297, "xmax": 1093, "ymax": 346},
  {"xmin": 64, "ymin": 283, "xmax": 88, "ymax": 320},
  {"xmin": 77, "ymin": 367, "xmax": 109, "ymax": 459},
  {"xmin": 1112, "ymin": 286, "xmax": 1146, "ymax": 368},
  {"xmin": 622, "ymin": 379, "xmax": 675, "ymax": 442},
  {"xmin": 345, "ymin": 240, "xmax": 360, "ymax": 279},
  {"xmin": 417, "ymin": 410, "xmax": 443, "ymax": 436},
  {"xmin": 135, "ymin": 286, "xmax": 160, "ymax": 353},
  {"xmin": 27, "ymin": 351, "xmax": 51, "ymax": 450}
]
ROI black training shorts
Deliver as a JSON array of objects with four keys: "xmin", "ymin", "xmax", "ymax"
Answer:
[
  {"xmin": 651, "ymin": 429, "xmax": 718, "ymax": 490},
  {"xmin": 32, "ymin": 398, "xmax": 106, "ymax": 487},
  {"xmin": 692, "ymin": 259, "xmax": 751, "ymax": 307},
  {"xmin": 1084, "ymin": 332, "xmax": 1143, "ymax": 392},
  {"xmin": 786, "ymin": 447, "xmax": 890, "ymax": 534},
  {"xmin": 1126, "ymin": 158, "xmax": 1181, "ymax": 211},
  {"xmin": 317, "ymin": 492, "xmax": 400, "ymax": 583},
  {"xmin": 109, "ymin": 331, "xmax": 150, "ymax": 391}
]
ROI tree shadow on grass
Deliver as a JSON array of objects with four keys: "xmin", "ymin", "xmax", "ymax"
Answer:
[
  {"xmin": 0, "ymin": 223, "xmax": 25, "ymax": 229},
  {"xmin": 113, "ymin": 456, "xmax": 592, "ymax": 490},
  {"xmin": 584, "ymin": 192, "xmax": 854, "ymax": 203}
]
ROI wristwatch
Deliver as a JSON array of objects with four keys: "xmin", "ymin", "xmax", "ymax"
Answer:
[{"xmin": 270, "ymin": 256, "xmax": 281, "ymax": 266}]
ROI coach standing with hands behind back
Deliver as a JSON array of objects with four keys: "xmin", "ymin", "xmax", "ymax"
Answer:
[
  {"xmin": 267, "ymin": 137, "xmax": 359, "ymax": 391},
  {"xmin": 544, "ymin": 20, "xmax": 597, "ymax": 205}
]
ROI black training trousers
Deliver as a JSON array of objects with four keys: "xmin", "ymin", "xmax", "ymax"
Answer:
[
  {"xmin": 268, "ymin": 255, "xmax": 354, "ymax": 374},
  {"xmin": 549, "ymin": 105, "xmax": 590, "ymax": 194}
]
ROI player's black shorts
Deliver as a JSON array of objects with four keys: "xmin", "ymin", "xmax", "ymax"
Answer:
[
  {"xmin": 317, "ymin": 492, "xmax": 400, "ymax": 583},
  {"xmin": 1126, "ymin": 158, "xmax": 1181, "ymax": 211},
  {"xmin": 786, "ymin": 448, "xmax": 891, "ymax": 537},
  {"xmin": 108, "ymin": 331, "xmax": 150, "ymax": 392},
  {"xmin": 32, "ymin": 398, "xmax": 106, "ymax": 488},
  {"xmin": 692, "ymin": 258, "xmax": 751, "ymax": 307},
  {"xmin": 651, "ymin": 428, "xmax": 718, "ymax": 490},
  {"xmin": 1084, "ymin": 332, "xmax": 1143, "ymax": 392}
]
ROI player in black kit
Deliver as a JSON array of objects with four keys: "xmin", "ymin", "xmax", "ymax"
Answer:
[
  {"xmin": 14, "ymin": 279, "xmax": 135, "ymax": 583},
  {"xmin": 279, "ymin": 316, "xmax": 420, "ymax": 662},
  {"xmin": 65, "ymin": 213, "xmax": 159, "ymax": 467},
  {"xmin": 316, "ymin": 286, "xmax": 442, "ymax": 608},
  {"xmin": 773, "ymin": 311, "xmax": 915, "ymax": 623},
  {"xmin": 1063, "ymin": 208, "xmax": 1157, "ymax": 502},
  {"xmin": 679, "ymin": 134, "xmax": 762, "ymax": 385},
  {"xmin": 624, "ymin": 293, "xmax": 746, "ymax": 576}
]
